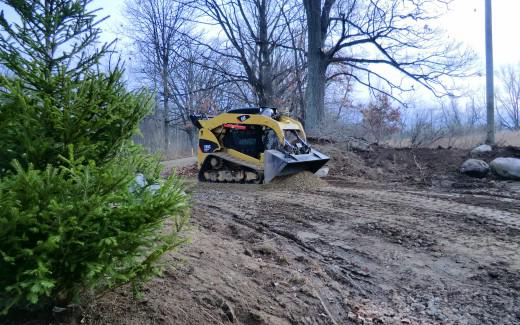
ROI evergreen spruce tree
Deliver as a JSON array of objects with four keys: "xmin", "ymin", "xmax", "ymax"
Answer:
[{"xmin": 0, "ymin": 0, "xmax": 189, "ymax": 316}]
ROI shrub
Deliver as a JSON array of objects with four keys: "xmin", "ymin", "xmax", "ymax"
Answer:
[
  {"xmin": 360, "ymin": 93, "xmax": 402, "ymax": 144},
  {"xmin": 0, "ymin": 69, "xmax": 150, "ymax": 172},
  {"xmin": 0, "ymin": 152, "xmax": 189, "ymax": 314},
  {"xmin": 0, "ymin": 0, "xmax": 190, "ymax": 315}
]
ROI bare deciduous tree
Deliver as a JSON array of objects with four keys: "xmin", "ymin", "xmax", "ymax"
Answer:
[
  {"xmin": 302, "ymin": 0, "xmax": 474, "ymax": 131},
  {"xmin": 407, "ymin": 110, "xmax": 446, "ymax": 147},
  {"xmin": 465, "ymin": 95, "xmax": 485, "ymax": 128},
  {"xmin": 195, "ymin": 0, "xmax": 300, "ymax": 107},
  {"xmin": 124, "ymin": 0, "xmax": 191, "ymax": 153},
  {"xmin": 166, "ymin": 42, "xmax": 230, "ymax": 144},
  {"xmin": 497, "ymin": 64, "xmax": 520, "ymax": 130}
]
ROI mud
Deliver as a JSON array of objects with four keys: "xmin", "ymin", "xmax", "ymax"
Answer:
[
  {"xmin": 51, "ymin": 145, "xmax": 520, "ymax": 324},
  {"xmin": 263, "ymin": 171, "xmax": 327, "ymax": 191},
  {"xmin": 317, "ymin": 143, "xmax": 520, "ymax": 187}
]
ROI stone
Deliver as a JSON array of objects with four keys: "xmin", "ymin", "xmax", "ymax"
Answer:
[
  {"xmin": 315, "ymin": 166, "xmax": 329, "ymax": 178},
  {"xmin": 148, "ymin": 183, "xmax": 161, "ymax": 194},
  {"xmin": 471, "ymin": 144, "xmax": 492, "ymax": 157},
  {"xmin": 129, "ymin": 173, "xmax": 147, "ymax": 193},
  {"xmin": 129, "ymin": 173, "xmax": 162, "ymax": 194},
  {"xmin": 490, "ymin": 157, "xmax": 520, "ymax": 179},
  {"xmin": 345, "ymin": 136, "xmax": 372, "ymax": 152},
  {"xmin": 426, "ymin": 297, "xmax": 441, "ymax": 317},
  {"xmin": 52, "ymin": 306, "xmax": 67, "ymax": 313},
  {"xmin": 460, "ymin": 159, "xmax": 489, "ymax": 178},
  {"xmin": 412, "ymin": 302, "xmax": 426, "ymax": 312}
]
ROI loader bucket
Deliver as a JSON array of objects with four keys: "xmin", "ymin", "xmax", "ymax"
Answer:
[{"xmin": 264, "ymin": 149, "xmax": 330, "ymax": 183}]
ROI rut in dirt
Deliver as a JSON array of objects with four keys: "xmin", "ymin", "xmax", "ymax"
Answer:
[{"xmin": 194, "ymin": 179, "xmax": 520, "ymax": 324}]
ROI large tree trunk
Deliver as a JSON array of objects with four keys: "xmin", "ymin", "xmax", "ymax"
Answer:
[
  {"xmin": 303, "ymin": 0, "xmax": 330, "ymax": 132},
  {"xmin": 162, "ymin": 59, "xmax": 169, "ymax": 157},
  {"xmin": 305, "ymin": 56, "xmax": 327, "ymax": 131},
  {"xmin": 258, "ymin": 0, "xmax": 273, "ymax": 107}
]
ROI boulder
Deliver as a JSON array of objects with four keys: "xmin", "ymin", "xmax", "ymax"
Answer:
[
  {"xmin": 490, "ymin": 157, "xmax": 520, "ymax": 180},
  {"xmin": 134, "ymin": 173, "xmax": 147, "ymax": 187},
  {"xmin": 129, "ymin": 173, "xmax": 162, "ymax": 194},
  {"xmin": 345, "ymin": 136, "xmax": 372, "ymax": 152},
  {"xmin": 460, "ymin": 159, "xmax": 489, "ymax": 178},
  {"xmin": 148, "ymin": 183, "xmax": 162, "ymax": 194},
  {"xmin": 470, "ymin": 144, "xmax": 492, "ymax": 157},
  {"xmin": 129, "ymin": 173, "xmax": 147, "ymax": 193},
  {"xmin": 315, "ymin": 166, "xmax": 329, "ymax": 178}
]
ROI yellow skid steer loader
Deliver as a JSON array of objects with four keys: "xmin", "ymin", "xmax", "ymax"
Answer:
[{"xmin": 190, "ymin": 107, "xmax": 329, "ymax": 183}]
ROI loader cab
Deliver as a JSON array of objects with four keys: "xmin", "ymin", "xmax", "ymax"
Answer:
[
  {"xmin": 222, "ymin": 124, "xmax": 264, "ymax": 158},
  {"xmin": 222, "ymin": 124, "xmax": 284, "ymax": 159}
]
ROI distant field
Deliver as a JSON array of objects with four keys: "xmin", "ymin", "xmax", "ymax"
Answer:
[{"xmin": 388, "ymin": 130, "xmax": 520, "ymax": 149}]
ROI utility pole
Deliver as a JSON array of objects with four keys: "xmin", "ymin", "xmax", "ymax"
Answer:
[{"xmin": 485, "ymin": 0, "xmax": 495, "ymax": 144}]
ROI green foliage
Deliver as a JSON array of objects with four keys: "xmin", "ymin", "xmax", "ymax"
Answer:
[
  {"xmin": 0, "ymin": 152, "xmax": 189, "ymax": 314},
  {"xmin": 0, "ymin": 0, "xmax": 110, "ymax": 86},
  {"xmin": 0, "ymin": 68, "xmax": 152, "ymax": 172},
  {"xmin": 0, "ymin": 0, "xmax": 190, "ymax": 315},
  {"xmin": 0, "ymin": 0, "xmax": 150, "ymax": 172}
]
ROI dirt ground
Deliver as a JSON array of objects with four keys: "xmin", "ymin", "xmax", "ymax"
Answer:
[
  {"xmin": 161, "ymin": 157, "xmax": 197, "ymax": 173},
  {"xmin": 48, "ymin": 145, "xmax": 520, "ymax": 324}
]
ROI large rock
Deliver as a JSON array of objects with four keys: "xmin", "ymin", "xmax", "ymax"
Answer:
[
  {"xmin": 315, "ymin": 166, "xmax": 329, "ymax": 178},
  {"xmin": 471, "ymin": 144, "xmax": 492, "ymax": 157},
  {"xmin": 129, "ymin": 173, "xmax": 162, "ymax": 194},
  {"xmin": 345, "ymin": 136, "xmax": 372, "ymax": 152},
  {"xmin": 490, "ymin": 157, "xmax": 520, "ymax": 180},
  {"xmin": 460, "ymin": 159, "xmax": 489, "ymax": 178}
]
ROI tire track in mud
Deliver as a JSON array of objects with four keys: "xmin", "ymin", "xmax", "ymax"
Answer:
[
  {"xmin": 194, "ymin": 182, "xmax": 520, "ymax": 324},
  {"xmin": 320, "ymin": 186, "xmax": 520, "ymax": 228},
  {"xmin": 198, "ymin": 185, "xmax": 520, "ymax": 271},
  {"xmin": 275, "ymin": 186, "xmax": 520, "ymax": 245},
  {"xmin": 255, "ymin": 186, "xmax": 520, "ymax": 235},
  {"xmin": 198, "ymin": 188, "xmax": 445, "ymax": 322},
  {"xmin": 201, "ymin": 183, "xmax": 520, "ymax": 252},
  {"xmin": 190, "ymin": 202, "xmax": 341, "ymax": 324},
  {"xmin": 259, "ymin": 186, "xmax": 520, "ymax": 256},
  {"xmin": 195, "ymin": 195, "xmax": 399, "ymax": 324},
  {"xmin": 271, "ymin": 186, "xmax": 520, "ymax": 272}
]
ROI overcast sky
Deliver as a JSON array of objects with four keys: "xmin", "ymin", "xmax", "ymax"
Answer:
[
  {"xmin": 440, "ymin": 0, "xmax": 520, "ymax": 68},
  {"xmin": 94, "ymin": 0, "xmax": 520, "ymax": 69},
  {"xmin": 1, "ymin": 0, "xmax": 518, "ymax": 104},
  {"xmin": 1, "ymin": 0, "xmax": 517, "ymax": 69}
]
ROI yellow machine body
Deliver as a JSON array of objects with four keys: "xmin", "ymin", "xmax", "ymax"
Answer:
[{"xmin": 191, "ymin": 108, "xmax": 329, "ymax": 183}]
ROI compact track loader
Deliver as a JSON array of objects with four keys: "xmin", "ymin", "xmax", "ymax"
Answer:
[{"xmin": 190, "ymin": 107, "xmax": 329, "ymax": 184}]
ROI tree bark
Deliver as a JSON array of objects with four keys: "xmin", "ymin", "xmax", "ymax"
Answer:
[
  {"xmin": 162, "ymin": 56, "xmax": 169, "ymax": 156},
  {"xmin": 305, "ymin": 56, "xmax": 327, "ymax": 131},
  {"xmin": 257, "ymin": 0, "xmax": 273, "ymax": 107},
  {"xmin": 303, "ymin": 0, "xmax": 329, "ymax": 132}
]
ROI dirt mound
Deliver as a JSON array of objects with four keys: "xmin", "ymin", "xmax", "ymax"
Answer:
[
  {"xmin": 317, "ymin": 143, "xmax": 478, "ymax": 185},
  {"xmin": 263, "ymin": 171, "xmax": 327, "ymax": 191},
  {"xmin": 316, "ymin": 144, "xmax": 379, "ymax": 179},
  {"xmin": 315, "ymin": 143, "xmax": 520, "ymax": 191}
]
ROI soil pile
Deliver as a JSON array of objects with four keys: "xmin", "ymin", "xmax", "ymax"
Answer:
[
  {"xmin": 315, "ymin": 144, "xmax": 379, "ymax": 179},
  {"xmin": 263, "ymin": 171, "xmax": 327, "ymax": 191}
]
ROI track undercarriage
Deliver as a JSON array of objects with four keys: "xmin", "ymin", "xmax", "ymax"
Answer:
[{"xmin": 198, "ymin": 155, "xmax": 264, "ymax": 184}]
